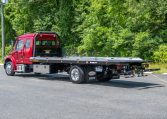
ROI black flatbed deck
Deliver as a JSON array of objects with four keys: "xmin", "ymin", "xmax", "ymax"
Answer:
[{"xmin": 30, "ymin": 57, "xmax": 144, "ymax": 65}]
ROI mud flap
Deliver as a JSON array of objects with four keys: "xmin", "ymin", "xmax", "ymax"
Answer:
[{"xmin": 84, "ymin": 67, "xmax": 97, "ymax": 83}]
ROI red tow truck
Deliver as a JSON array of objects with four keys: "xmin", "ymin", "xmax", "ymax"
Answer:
[{"xmin": 4, "ymin": 31, "xmax": 146, "ymax": 83}]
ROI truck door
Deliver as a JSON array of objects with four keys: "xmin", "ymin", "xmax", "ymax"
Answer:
[
  {"xmin": 24, "ymin": 38, "xmax": 33, "ymax": 64},
  {"xmin": 14, "ymin": 39, "xmax": 24, "ymax": 64}
]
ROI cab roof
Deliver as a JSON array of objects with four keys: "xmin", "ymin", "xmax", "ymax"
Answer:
[{"xmin": 18, "ymin": 32, "xmax": 58, "ymax": 39}]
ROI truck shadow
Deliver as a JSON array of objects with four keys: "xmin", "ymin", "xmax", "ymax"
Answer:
[
  {"xmin": 90, "ymin": 80, "xmax": 164, "ymax": 90},
  {"xmin": 15, "ymin": 73, "xmax": 164, "ymax": 89},
  {"xmin": 15, "ymin": 73, "xmax": 71, "ymax": 82}
]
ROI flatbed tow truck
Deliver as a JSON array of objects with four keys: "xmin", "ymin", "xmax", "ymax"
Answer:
[{"xmin": 4, "ymin": 32, "xmax": 147, "ymax": 83}]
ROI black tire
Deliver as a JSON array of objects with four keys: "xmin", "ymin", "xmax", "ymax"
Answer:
[
  {"xmin": 5, "ymin": 61, "xmax": 15, "ymax": 76},
  {"xmin": 96, "ymin": 73, "xmax": 111, "ymax": 82},
  {"xmin": 69, "ymin": 65, "xmax": 85, "ymax": 84}
]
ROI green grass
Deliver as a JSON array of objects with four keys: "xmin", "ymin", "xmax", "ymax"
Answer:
[
  {"xmin": 0, "ymin": 58, "xmax": 4, "ymax": 64},
  {"xmin": 149, "ymin": 63, "xmax": 167, "ymax": 74}
]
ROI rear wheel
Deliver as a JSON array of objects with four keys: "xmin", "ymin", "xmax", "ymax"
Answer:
[
  {"xmin": 96, "ymin": 72, "xmax": 111, "ymax": 82},
  {"xmin": 69, "ymin": 66, "xmax": 85, "ymax": 84},
  {"xmin": 5, "ymin": 61, "xmax": 15, "ymax": 76}
]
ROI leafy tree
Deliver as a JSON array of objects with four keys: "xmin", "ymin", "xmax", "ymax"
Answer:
[
  {"xmin": 0, "ymin": 0, "xmax": 167, "ymax": 62},
  {"xmin": 75, "ymin": 0, "xmax": 128, "ymax": 56},
  {"xmin": 74, "ymin": 0, "xmax": 167, "ymax": 61},
  {"xmin": 153, "ymin": 44, "xmax": 167, "ymax": 63}
]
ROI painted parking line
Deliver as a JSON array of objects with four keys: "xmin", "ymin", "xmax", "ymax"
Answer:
[{"xmin": 151, "ymin": 74, "xmax": 167, "ymax": 85}]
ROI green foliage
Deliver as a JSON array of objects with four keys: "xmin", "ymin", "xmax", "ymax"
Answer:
[
  {"xmin": 0, "ymin": 0, "xmax": 167, "ymax": 62},
  {"xmin": 4, "ymin": 0, "xmax": 76, "ymax": 45},
  {"xmin": 75, "ymin": 0, "xmax": 128, "ymax": 56},
  {"xmin": 149, "ymin": 63, "xmax": 167, "ymax": 74},
  {"xmin": 74, "ymin": 0, "xmax": 167, "ymax": 60},
  {"xmin": 0, "ymin": 45, "xmax": 12, "ymax": 63},
  {"xmin": 153, "ymin": 44, "xmax": 167, "ymax": 63}
]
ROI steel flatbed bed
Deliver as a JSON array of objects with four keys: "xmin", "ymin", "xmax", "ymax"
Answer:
[{"xmin": 30, "ymin": 56, "xmax": 144, "ymax": 65}]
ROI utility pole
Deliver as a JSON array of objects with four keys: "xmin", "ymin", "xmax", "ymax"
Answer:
[
  {"xmin": 1, "ymin": 0, "xmax": 8, "ymax": 62},
  {"xmin": 1, "ymin": 3, "xmax": 5, "ymax": 62}
]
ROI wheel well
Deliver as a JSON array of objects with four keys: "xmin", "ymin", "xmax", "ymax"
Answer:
[{"xmin": 4, "ymin": 58, "xmax": 12, "ymax": 68}]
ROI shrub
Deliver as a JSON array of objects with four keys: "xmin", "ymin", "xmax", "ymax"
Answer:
[{"xmin": 153, "ymin": 44, "xmax": 167, "ymax": 63}]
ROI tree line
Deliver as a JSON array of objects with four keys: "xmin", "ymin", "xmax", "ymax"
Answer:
[{"xmin": 0, "ymin": 0, "xmax": 167, "ymax": 62}]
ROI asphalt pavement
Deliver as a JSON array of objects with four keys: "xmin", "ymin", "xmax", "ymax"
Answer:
[{"xmin": 0, "ymin": 65, "xmax": 167, "ymax": 119}]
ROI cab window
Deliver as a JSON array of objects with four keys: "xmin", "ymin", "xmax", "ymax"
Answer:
[
  {"xmin": 42, "ymin": 40, "xmax": 56, "ymax": 46},
  {"xmin": 16, "ymin": 40, "xmax": 23, "ymax": 51},
  {"xmin": 36, "ymin": 40, "xmax": 41, "ymax": 46},
  {"xmin": 25, "ymin": 39, "xmax": 31, "ymax": 49}
]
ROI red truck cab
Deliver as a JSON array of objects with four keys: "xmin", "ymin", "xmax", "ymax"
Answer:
[{"xmin": 4, "ymin": 32, "xmax": 61, "ymax": 76}]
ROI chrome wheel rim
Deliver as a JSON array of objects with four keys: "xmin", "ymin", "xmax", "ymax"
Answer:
[
  {"xmin": 71, "ymin": 68, "xmax": 80, "ymax": 81},
  {"xmin": 6, "ymin": 63, "xmax": 12, "ymax": 74}
]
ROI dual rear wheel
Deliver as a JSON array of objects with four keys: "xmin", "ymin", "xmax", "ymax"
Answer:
[
  {"xmin": 69, "ymin": 65, "xmax": 116, "ymax": 83},
  {"xmin": 69, "ymin": 66, "xmax": 85, "ymax": 84}
]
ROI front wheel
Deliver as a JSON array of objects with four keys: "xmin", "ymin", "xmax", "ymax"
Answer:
[
  {"xmin": 69, "ymin": 66, "xmax": 85, "ymax": 84},
  {"xmin": 5, "ymin": 61, "xmax": 15, "ymax": 76}
]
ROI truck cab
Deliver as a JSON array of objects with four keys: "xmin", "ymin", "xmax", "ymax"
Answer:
[{"xmin": 4, "ymin": 32, "xmax": 61, "ymax": 75}]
